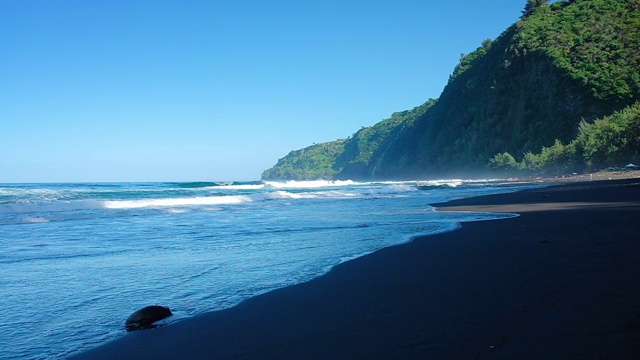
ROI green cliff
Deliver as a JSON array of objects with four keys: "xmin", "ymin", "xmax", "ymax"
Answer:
[{"xmin": 262, "ymin": 0, "xmax": 640, "ymax": 180}]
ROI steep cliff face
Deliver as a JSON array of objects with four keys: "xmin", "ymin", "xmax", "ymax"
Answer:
[
  {"xmin": 262, "ymin": 0, "xmax": 640, "ymax": 181},
  {"xmin": 371, "ymin": 28, "xmax": 616, "ymax": 179},
  {"xmin": 333, "ymin": 99, "xmax": 435, "ymax": 179}
]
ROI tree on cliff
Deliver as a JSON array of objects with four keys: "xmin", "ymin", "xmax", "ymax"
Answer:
[{"xmin": 521, "ymin": 0, "xmax": 549, "ymax": 19}]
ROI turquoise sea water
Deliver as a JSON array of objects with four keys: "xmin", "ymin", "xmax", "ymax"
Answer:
[{"xmin": 0, "ymin": 179, "xmax": 537, "ymax": 359}]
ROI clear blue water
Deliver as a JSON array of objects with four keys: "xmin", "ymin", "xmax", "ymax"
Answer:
[{"xmin": 0, "ymin": 179, "xmax": 538, "ymax": 359}]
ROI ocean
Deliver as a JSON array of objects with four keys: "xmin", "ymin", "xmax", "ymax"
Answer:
[{"xmin": 0, "ymin": 179, "xmax": 538, "ymax": 359}]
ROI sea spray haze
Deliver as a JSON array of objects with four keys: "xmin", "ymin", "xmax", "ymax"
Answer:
[{"xmin": 0, "ymin": 180, "xmax": 537, "ymax": 359}]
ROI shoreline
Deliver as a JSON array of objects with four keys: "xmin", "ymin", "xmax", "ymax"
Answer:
[{"xmin": 70, "ymin": 178, "xmax": 640, "ymax": 359}]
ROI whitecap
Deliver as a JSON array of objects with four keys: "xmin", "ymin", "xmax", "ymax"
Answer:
[
  {"xmin": 102, "ymin": 195, "xmax": 252, "ymax": 209},
  {"xmin": 22, "ymin": 217, "xmax": 50, "ymax": 224},
  {"xmin": 162, "ymin": 208, "xmax": 191, "ymax": 214},
  {"xmin": 416, "ymin": 179, "xmax": 464, "ymax": 188},
  {"xmin": 263, "ymin": 180, "xmax": 357, "ymax": 189}
]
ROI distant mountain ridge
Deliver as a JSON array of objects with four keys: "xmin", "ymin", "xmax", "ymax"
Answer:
[{"xmin": 262, "ymin": 0, "xmax": 640, "ymax": 180}]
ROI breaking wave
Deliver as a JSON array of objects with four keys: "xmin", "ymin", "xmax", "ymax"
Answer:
[
  {"xmin": 0, "ymin": 179, "xmax": 527, "ymax": 226},
  {"xmin": 0, "ymin": 182, "xmax": 417, "ymax": 219}
]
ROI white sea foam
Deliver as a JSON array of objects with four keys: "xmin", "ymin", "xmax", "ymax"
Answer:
[
  {"xmin": 310, "ymin": 190, "xmax": 362, "ymax": 198},
  {"xmin": 22, "ymin": 217, "xmax": 50, "ymax": 224},
  {"xmin": 102, "ymin": 195, "xmax": 252, "ymax": 209},
  {"xmin": 0, "ymin": 187, "xmax": 62, "ymax": 199},
  {"xmin": 211, "ymin": 184, "xmax": 265, "ymax": 190},
  {"xmin": 260, "ymin": 191, "xmax": 308, "ymax": 200},
  {"xmin": 0, "ymin": 179, "xmax": 517, "ymax": 220},
  {"xmin": 0, "ymin": 200, "xmax": 105, "ymax": 214},
  {"xmin": 417, "ymin": 179, "xmax": 464, "ymax": 187},
  {"xmin": 0, "ymin": 184, "xmax": 421, "ymax": 216},
  {"xmin": 163, "ymin": 208, "xmax": 191, "ymax": 214},
  {"xmin": 463, "ymin": 178, "xmax": 504, "ymax": 183},
  {"xmin": 367, "ymin": 184, "xmax": 416, "ymax": 194},
  {"xmin": 263, "ymin": 180, "xmax": 357, "ymax": 189}
]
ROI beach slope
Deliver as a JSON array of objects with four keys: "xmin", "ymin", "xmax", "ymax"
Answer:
[{"xmin": 71, "ymin": 179, "xmax": 640, "ymax": 359}]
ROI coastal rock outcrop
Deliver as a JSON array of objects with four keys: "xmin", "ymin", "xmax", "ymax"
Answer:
[{"xmin": 125, "ymin": 305, "xmax": 172, "ymax": 332}]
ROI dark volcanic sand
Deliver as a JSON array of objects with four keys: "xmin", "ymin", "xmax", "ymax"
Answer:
[{"xmin": 71, "ymin": 179, "xmax": 640, "ymax": 359}]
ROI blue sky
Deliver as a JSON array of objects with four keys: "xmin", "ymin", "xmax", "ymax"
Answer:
[{"xmin": 1, "ymin": 1, "xmax": 525, "ymax": 182}]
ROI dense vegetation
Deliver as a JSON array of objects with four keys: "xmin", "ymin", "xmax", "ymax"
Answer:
[
  {"xmin": 260, "ymin": 140, "xmax": 346, "ymax": 180},
  {"xmin": 261, "ymin": 99, "xmax": 436, "ymax": 180},
  {"xmin": 491, "ymin": 100, "xmax": 640, "ymax": 175},
  {"xmin": 262, "ymin": 0, "xmax": 640, "ymax": 180},
  {"xmin": 515, "ymin": 0, "xmax": 640, "ymax": 102}
]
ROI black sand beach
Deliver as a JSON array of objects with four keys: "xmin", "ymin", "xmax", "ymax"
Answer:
[{"xmin": 71, "ymin": 178, "xmax": 640, "ymax": 359}]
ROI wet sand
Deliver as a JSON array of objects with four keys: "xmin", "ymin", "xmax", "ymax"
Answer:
[{"xmin": 70, "ymin": 178, "xmax": 640, "ymax": 359}]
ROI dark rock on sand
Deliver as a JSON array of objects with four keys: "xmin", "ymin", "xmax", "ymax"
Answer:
[{"xmin": 125, "ymin": 305, "xmax": 172, "ymax": 332}]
